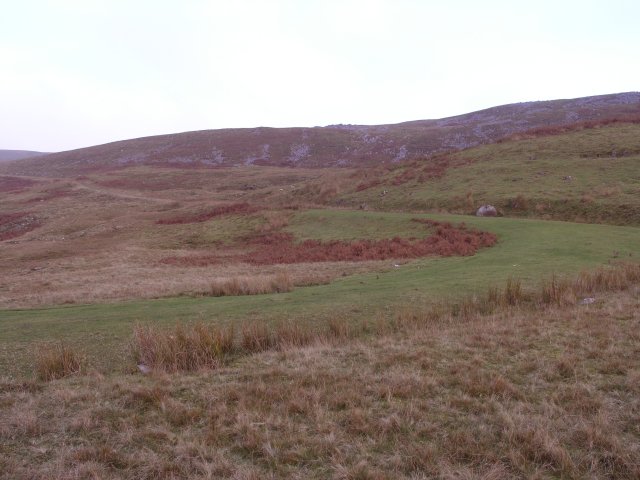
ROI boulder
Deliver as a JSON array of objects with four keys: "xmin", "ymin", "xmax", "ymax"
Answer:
[{"xmin": 476, "ymin": 205, "xmax": 497, "ymax": 217}]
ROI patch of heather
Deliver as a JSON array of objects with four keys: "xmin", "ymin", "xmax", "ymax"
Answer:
[
  {"xmin": 26, "ymin": 188, "xmax": 75, "ymax": 203},
  {"xmin": 0, "ymin": 176, "xmax": 40, "ymax": 193},
  {"xmin": 0, "ymin": 212, "xmax": 41, "ymax": 241},
  {"xmin": 156, "ymin": 202, "xmax": 259, "ymax": 225}
]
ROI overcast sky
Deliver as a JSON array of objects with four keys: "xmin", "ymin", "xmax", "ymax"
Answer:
[{"xmin": 1, "ymin": 0, "xmax": 639, "ymax": 152}]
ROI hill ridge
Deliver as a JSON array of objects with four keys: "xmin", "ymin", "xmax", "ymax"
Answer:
[
  {"xmin": 0, "ymin": 150, "xmax": 49, "ymax": 162},
  {"xmin": 2, "ymin": 92, "xmax": 639, "ymax": 176}
]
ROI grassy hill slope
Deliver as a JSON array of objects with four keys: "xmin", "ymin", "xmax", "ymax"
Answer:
[
  {"xmin": 1, "ymin": 92, "xmax": 638, "ymax": 176},
  {"xmin": 339, "ymin": 122, "xmax": 640, "ymax": 225}
]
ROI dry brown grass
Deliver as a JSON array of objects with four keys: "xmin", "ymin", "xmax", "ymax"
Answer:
[
  {"xmin": 0, "ymin": 245, "xmax": 368, "ymax": 308},
  {"xmin": 132, "ymin": 323, "xmax": 235, "ymax": 373},
  {"xmin": 536, "ymin": 263, "xmax": 640, "ymax": 308},
  {"xmin": 448, "ymin": 263, "xmax": 640, "ymax": 319},
  {"xmin": 240, "ymin": 322, "xmax": 276, "ymax": 353},
  {"xmin": 209, "ymin": 272, "xmax": 293, "ymax": 297},
  {"xmin": 128, "ymin": 264, "xmax": 640, "ymax": 378},
  {"xmin": 131, "ymin": 317, "xmax": 355, "ymax": 373},
  {"xmin": 2, "ymin": 285, "xmax": 639, "ymax": 478},
  {"xmin": 0, "ymin": 166, "xmax": 356, "ymax": 308},
  {"xmin": 34, "ymin": 343, "xmax": 84, "ymax": 381}
]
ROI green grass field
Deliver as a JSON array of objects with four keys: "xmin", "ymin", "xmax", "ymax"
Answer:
[{"xmin": 1, "ymin": 209, "xmax": 639, "ymax": 377}]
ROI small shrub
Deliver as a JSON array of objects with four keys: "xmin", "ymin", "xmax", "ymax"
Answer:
[{"xmin": 35, "ymin": 343, "xmax": 83, "ymax": 381}]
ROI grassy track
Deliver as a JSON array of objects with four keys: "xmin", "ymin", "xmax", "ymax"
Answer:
[{"xmin": 1, "ymin": 210, "xmax": 639, "ymax": 376}]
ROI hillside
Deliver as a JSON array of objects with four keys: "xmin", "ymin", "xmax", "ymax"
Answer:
[
  {"xmin": 0, "ymin": 150, "xmax": 48, "ymax": 162},
  {"xmin": 338, "ymin": 122, "xmax": 640, "ymax": 225},
  {"xmin": 1, "ymin": 92, "xmax": 638, "ymax": 176}
]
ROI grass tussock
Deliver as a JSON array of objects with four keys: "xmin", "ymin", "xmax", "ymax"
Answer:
[
  {"xmin": 131, "ymin": 317, "xmax": 356, "ymax": 372},
  {"xmin": 240, "ymin": 322, "xmax": 275, "ymax": 353},
  {"xmin": 210, "ymin": 272, "xmax": 293, "ymax": 297},
  {"xmin": 450, "ymin": 263, "xmax": 640, "ymax": 319},
  {"xmin": 575, "ymin": 262, "xmax": 640, "ymax": 293},
  {"xmin": 538, "ymin": 263, "xmax": 640, "ymax": 307},
  {"xmin": 34, "ymin": 343, "xmax": 84, "ymax": 381},
  {"xmin": 131, "ymin": 323, "xmax": 235, "ymax": 373},
  {"xmin": 274, "ymin": 320, "xmax": 316, "ymax": 348}
]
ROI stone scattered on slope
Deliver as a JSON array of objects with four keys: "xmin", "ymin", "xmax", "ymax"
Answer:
[{"xmin": 476, "ymin": 205, "xmax": 498, "ymax": 217}]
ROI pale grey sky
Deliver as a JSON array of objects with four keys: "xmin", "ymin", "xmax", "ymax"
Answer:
[{"xmin": 1, "ymin": 0, "xmax": 638, "ymax": 152}]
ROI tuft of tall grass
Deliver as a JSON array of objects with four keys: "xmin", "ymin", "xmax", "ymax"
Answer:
[
  {"xmin": 433, "ymin": 264, "xmax": 640, "ymax": 323},
  {"xmin": 275, "ymin": 320, "xmax": 315, "ymax": 348},
  {"xmin": 538, "ymin": 263, "xmax": 640, "ymax": 307},
  {"xmin": 131, "ymin": 323, "xmax": 235, "ymax": 372},
  {"xmin": 503, "ymin": 277, "xmax": 524, "ymax": 306},
  {"xmin": 210, "ymin": 272, "xmax": 293, "ymax": 297},
  {"xmin": 35, "ymin": 343, "xmax": 84, "ymax": 381},
  {"xmin": 540, "ymin": 275, "xmax": 574, "ymax": 306},
  {"xmin": 326, "ymin": 318, "xmax": 355, "ymax": 340},
  {"xmin": 574, "ymin": 263, "xmax": 640, "ymax": 293},
  {"xmin": 241, "ymin": 322, "xmax": 275, "ymax": 353}
]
